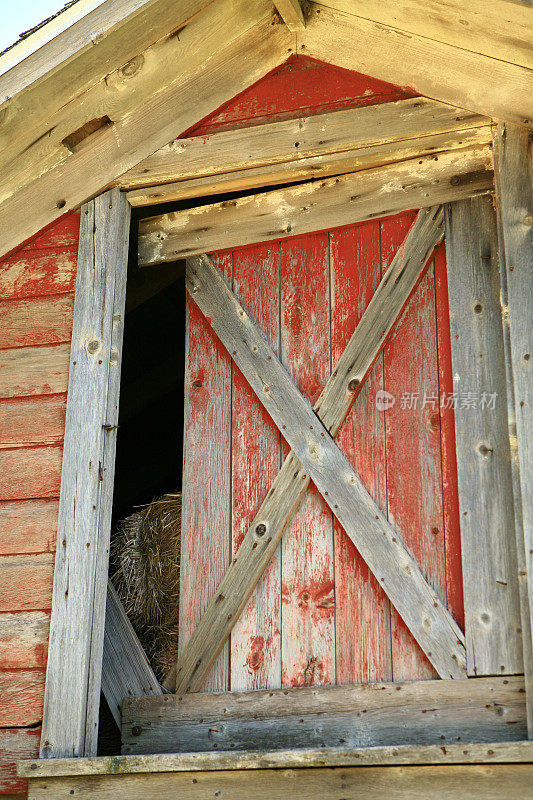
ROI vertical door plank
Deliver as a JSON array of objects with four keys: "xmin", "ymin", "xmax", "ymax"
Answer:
[
  {"xmin": 180, "ymin": 252, "xmax": 232, "ymax": 694},
  {"xmin": 382, "ymin": 211, "xmax": 445, "ymax": 681},
  {"xmin": 280, "ymin": 233, "xmax": 335, "ymax": 686},
  {"xmin": 330, "ymin": 221, "xmax": 392, "ymax": 684},
  {"xmin": 494, "ymin": 122, "xmax": 533, "ymax": 732},
  {"xmin": 434, "ymin": 244, "xmax": 465, "ymax": 630},
  {"xmin": 40, "ymin": 190, "xmax": 130, "ymax": 758},
  {"xmin": 445, "ymin": 196, "xmax": 523, "ymax": 677},
  {"xmin": 230, "ymin": 242, "xmax": 281, "ymax": 691}
]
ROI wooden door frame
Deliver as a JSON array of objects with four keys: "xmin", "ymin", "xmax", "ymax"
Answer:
[{"xmin": 40, "ymin": 124, "xmax": 532, "ymax": 761}]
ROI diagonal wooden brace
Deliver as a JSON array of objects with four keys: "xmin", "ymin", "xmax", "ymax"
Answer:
[{"xmin": 168, "ymin": 206, "xmax": 465, "ymax": 693}]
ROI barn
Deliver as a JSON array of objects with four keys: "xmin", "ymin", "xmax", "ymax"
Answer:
[{"xmin": 1, "ymin": 0, "xmax": 532, "ymax": 797}]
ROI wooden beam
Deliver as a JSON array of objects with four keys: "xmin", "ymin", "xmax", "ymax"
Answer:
[
  {"xmin": 138, "ymin": 146, "xmax": 493, "ymax": 266},
  {"xmin": 22, "ymin": 763, "xmax": 533, "ymax": 800},
  {"xmin": 445, "ymin": 196, "xmax": 523, "ymax": 677},
  {"xmin": 301, "ymin": 3, "xmax": 533, "ymax": 127},
  {"xmin": 102, "ymin": 581, "xmax": 162, "ymax": 728},
  {"xmin": 119, "ymin": 95, "xmax": 490, "ymax": 192},
  {"xmin": 493, "ymin": 122, "xmax": 533, "ymax": 736},
  {"xmin": 40, "ymin": 189, "xmax": 130, "ymax": 759},
  {"xmin": 18, "ymin": 738, "xmax": 533, "ymax": 778},
  {"xmin": 123, "ymin": 675, "xmax": 525, "ymax": 755},
  {"xmin": 274, "ymin": 0, "xmax": 306, "ymax": 30},
  {"xmin": 315, "ymin": 0, "xmax": 533, "ymax": 70},
  {"xmin": 173, "ymin": 210, "xmax": 467, "ymax": 693},
  {"xmin": 0, "ymin": 7, "xmax": 290, "ymax": 260}
]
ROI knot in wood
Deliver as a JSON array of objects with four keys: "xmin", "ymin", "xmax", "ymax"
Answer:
[{"xmin": 255, "ymin": 523, "xmax": 267, "ymax": 537}]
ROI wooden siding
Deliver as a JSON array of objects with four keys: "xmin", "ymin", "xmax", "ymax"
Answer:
[{"xmin": 0, "ymin": 212, "xmax": 79, "ymax": 796}]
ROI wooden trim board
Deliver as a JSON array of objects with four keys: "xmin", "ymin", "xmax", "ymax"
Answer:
[{"xmin": 138, "ymin": 146, "xmax": 493, "ymax": 265}]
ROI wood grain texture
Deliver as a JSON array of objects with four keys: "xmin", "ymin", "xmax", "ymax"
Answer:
[
  {"xmin": 0, "ymin": 395, "xmax": 67, "ymax": 450},
  {"xmin": 120, "ymin": 97, "xmax": 489, "ymax": 190},
  {"xmin": 493, "ymin": 122, "xmax": 533, "ymax": 735},
  {"xmin": 102, "ymin": 582, "xmax": 161, "ymax": 727},
  {"xmin": 445, "ymin": 196, "xmax": 523, "ymax": 676},
  {"xmin": 317, "ymin": 0, "xmax": 533, "ymax": 69},
  {"xmin": 0, "ymin": 670, "xmax": 45, "ymax": 727},
  {"xmin": 230, "ymin": 243, "xmax": 282, "ymax": 691},
  {"xmin": 40, "ymin": 190, "xmax": 130, "ymax": 759},
  {"xmin": 0, "ymin": 611, "xmax": 49, "ymax": 669},
  {"xmin": 274, "ymin": 0, "xmax": 306, "ymax": 30},
  {"xmin": 170, "ymin": 207, "xmax": 458, "ymax": 692},
  {"xmin": 0, "ymin": 553, "xmax": 54, "ymax": 612},
  {"xmin": 138, "ymin": 146, "xmax": 493, "ymax": 265},
  {"xmin": 185, "ymin": 243, "xmax": 466, "ymax": 680},
  {"xmin": 123, "ymin": 675, "xmax": 526, "ymax": 756},
  {"xmin": 0, "ymin": 728, "xmax": 40, "ymax": 795},
  {"xmin": 25, "ymin": 763, "xmax": 533, "ymax": 800},
  {"xmin": 330, "ymin": 220, "xmax": 391, "ymax": 684},
  {"xmin": 301, "ymin": 3, "xmax": 533, "ymax": 126},
  {"xmin": 18, "ymin": 738, "xmax": 533, "ymax": 779},
  {"xmin": 0, "ymin": 446, "xmax": 63, "ymax": 501},
  {"xmin": 0, "ymin": 499, "xmax": 58, "ymax": 555},
  {"xmin": 0, "ymin": 344, "xmax": 70, "ymax": 401},
  {"xmin": 0, "ymin": 295, "xmax": 74, "ymax": 349}
]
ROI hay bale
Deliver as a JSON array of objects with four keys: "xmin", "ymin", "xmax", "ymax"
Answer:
[{"xmin": 110, "ymin": 492, "xmax": 181, "ymax": 679}]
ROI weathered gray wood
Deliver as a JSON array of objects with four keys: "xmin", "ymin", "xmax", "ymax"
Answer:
[
  {"xmin": 19, "ymin": 735, "xmax": 533, "ymax": 779},
  {"xmin": 138, "ymin": 146, "xmax": 493, "ymax": 266},
  {"xmin": 182, "ymin": 233, "xmax": 466, "ymax": 682},
  {"xmin": 102, "ymin": 581, "xmax": 162, "ymax": 728},
  {"xmin": 445, "ymin": 196, "xmax": 522, "ymax": 677},
  {"xmin": 122, "ymin": 675, "xmax": 525, "ymax": 755},
  {"xmin": 494, "ymin": 122, "xmax": 533, "ymax": 735},
  {"xmin": 167, "ymin": 208, "xmax": 458, "ymax": 692},
  {"xmin": 40, "ymin": 189, "xmax": 130, "ymax": 759},
  {"xmin": 23, "ymin": 763, "xmax": 533, "ymax": 800},
  {"xmin": 274, "ymin": 0, "xmax": 306, "ymax": 30}
]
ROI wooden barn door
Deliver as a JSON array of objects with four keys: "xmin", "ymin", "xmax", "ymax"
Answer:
[{"xmin": 179, "ymin": 211, "xmax": 464, "ymax": 693}]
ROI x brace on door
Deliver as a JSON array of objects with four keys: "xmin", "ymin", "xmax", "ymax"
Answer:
[{"xmin": 166, "ymin": 205, "xmax": 466, "ymax": 693}]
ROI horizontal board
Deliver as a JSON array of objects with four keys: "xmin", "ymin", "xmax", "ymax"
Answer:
[
  {"xmin": 19, "ymin": 739, "xmax": 533, "ymax": 778},
  {"xmin": 138, "ymin": 146, "xmax": 493, "ymax": 264},
  {"xmin": 123, "ymin": 676, "xmax": 526, "ymax": 754},
  {"xmin": 0, "ymin": 247, "xmax": 78, "ymax": 301},
  {"xmin": 0, "ymin": 446, "xmax": 63, "ymax": 500},
  {"xmin": 0, "ymin": 294, "xmax": 74, "ymax": 349},
  {"xmin": 127, "ymin": 126, "xmax": 492, "ymax": 207},
  {"xmin": 120, "ymin": 96, "xmax": 489, "ymax": 188},
  {"xmin": 0, "ymin": 553, "xmax": 54, "ymax": 612},
  {"xmin": 0, "ymin": 727, "xmax": 40, "ymax": 795},
  {"xmin": 0, "ymin": 395, "xmax": 67, "ymax": 449},
  {"xmin": 0, "ymin": 669, "xmax": 45, "ymax": 727},
  {"xmin": 0, "ymin": 344, "xmax": 70, "ymax": 399},
  {"xmin": 0, "ymin": 499, "xmax": 58, "ymax": 555},
  {"xmin": 0, "ymin": 611, "xmax": 49, "ymax": 669},
  {"xmin": 25, "ymin": 763, "xmax": 533, "ymax": 800}
]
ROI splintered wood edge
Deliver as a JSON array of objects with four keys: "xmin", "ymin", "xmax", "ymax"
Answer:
[{"xmin": 18, "ymin": 740, "xmax": 533, "ymax": 778}]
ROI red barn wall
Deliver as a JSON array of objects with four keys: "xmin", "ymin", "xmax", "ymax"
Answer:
[{"xmin": 0, "ymin": 213, "xmax": 79, "ymax": 796}]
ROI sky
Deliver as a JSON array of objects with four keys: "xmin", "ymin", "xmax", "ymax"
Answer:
[{"xmin": 0, "ymin": 0, "xmax": 67, "ymax": 52}]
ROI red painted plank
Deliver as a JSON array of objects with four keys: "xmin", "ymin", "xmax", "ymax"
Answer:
[
  {"xmin": 381, "ymin": 211, "xmax": 444, "ymax": 680},
  {"xmin": 180, "ymin": 252, "xmax": 232, "ymax": 693},
  {"xmin": 280, "ymin": 232, "xmax": 335, "ymax": 687},
  {"xmin": 0, "ymin": 553, "xmax": 54, "ymax": 612},
  {"xmin": 190, "ymin": 55, "xmax": 415, "ymax": 136},
  {"xmin": 0, "ymin": 247, "xmax": 77, "ymax": 301},
  {"xmin": 0, "ymin": 727, "xmax": 41, "ymax": 795},
  {"xmin": 0, "ymin": 295, "xmax": 74, "ymax": 349},
  {"xmin": 0, "ymin": 670, "xmax": 45, "ymax": 727},
  {"xmin": 231, "ymin": 242, "xmax": 281, "ymax": 691},
  {"xmin": 0, "ymin": 344, "xmax": 70, "ymax": 400},
  {"xmin": 330, "ymin": 220, "xmax": 392, "ymax": 684},
  {"xmin": 0, "ymin": 611, "xmax": 49, "ymax": 669},
  {"xmin": 0, "ymin": 211, "xmax": 80, "ymax": 263},
  {"xmin": 0, "ymin": 395, "xmax": 67, "ymax": 450},
  {"xmin": 0, "ymin": 446, "xmax": 63, "ymax": 501},
  {"xmin": 0, "ymin": 500, "xmax": 58, "ymax": 556},
  {"xmin": 434, "ymin": 243, "xmax": 464, "ymax": 629}
]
